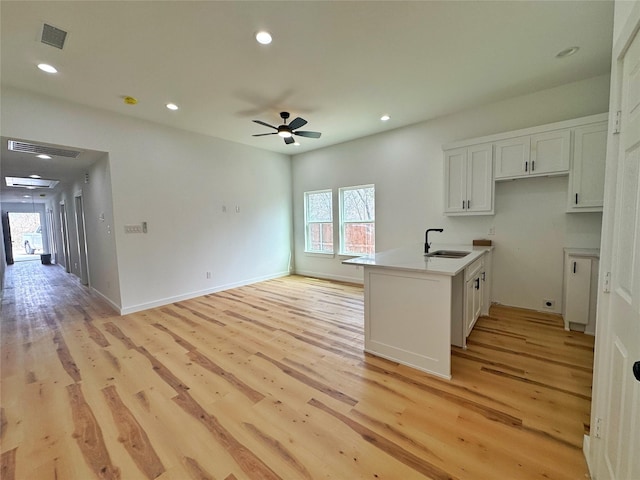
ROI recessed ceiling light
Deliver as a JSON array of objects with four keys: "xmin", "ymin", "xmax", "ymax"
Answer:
[
  {"xmin": 380, "ymin": 115, "xmax": 390, "ymax": 122},
  {"xmin": 23, "ymin": 195, "xmax": 31, "ymax": 198},
  {"xmin": 256, "ymin": 31, "xmax": 272, "ymax": 45},
  {"xmin": 26, "ymin": 186, "xmax": 37, "ymax": 190},
  {"xmin": 37, "ymin": 63, "xmax": 57, "ymax": 73},
  {"xmin": 37, "ymin": 154, "xmax": 52, "ymax": 159},
  {"xmin": 166, "ymin": 103, "xmax": 179, "ymax": 111},
  {"xmin": 556, "ymin": 46, "xmax": 579, "ymax": 58},
  {"xmin": 29, "ymin": 175, "xmax": 41, "ymax": 179}
]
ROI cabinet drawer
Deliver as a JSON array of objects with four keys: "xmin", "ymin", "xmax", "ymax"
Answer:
[{"xmin": 465, "ymin": 256, "xmax": 484, "ymax": 281}]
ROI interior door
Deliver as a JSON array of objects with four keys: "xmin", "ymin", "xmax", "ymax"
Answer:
[
  {"xmin": 60, "ymin": 202, "xmax": 71, "ymax": 273},
  {"xmin": 74, "ymin": 194, "xmax": 89, "ymax": 285},
  {"xmin": 597, "ymin": 21, "xmax": 640, "ymax": 480}
]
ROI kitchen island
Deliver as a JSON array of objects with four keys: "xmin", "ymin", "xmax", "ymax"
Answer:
[{"xmin": 343, "ymin": 244, "xmax": 492, "ymax": 379}]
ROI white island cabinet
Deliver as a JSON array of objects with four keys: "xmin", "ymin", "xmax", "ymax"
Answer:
[{"xmin": 343, "ymin": 245, "xmax": 492, "ymax": 379}]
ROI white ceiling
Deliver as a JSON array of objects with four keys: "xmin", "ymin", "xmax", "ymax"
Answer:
[{"xmin": 0, "ymin": 1, "xmax": 614, "ymax": 202}]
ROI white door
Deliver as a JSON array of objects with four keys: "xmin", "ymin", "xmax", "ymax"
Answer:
[{"xmin": 595, "ymin": 18, "xmax": 640, "ymax": 480}]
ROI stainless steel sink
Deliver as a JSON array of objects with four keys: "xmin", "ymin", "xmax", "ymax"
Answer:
[{"xmin": 425, "ymin": 250, "xmax": 470, "ymax": 259}]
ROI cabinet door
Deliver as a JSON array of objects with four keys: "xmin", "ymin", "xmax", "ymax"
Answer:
[
  {"xmin": 494, "ymin": 136, "xmax": 530, "ymax": 179},
  {"xmin": 565, "ymin": 257, "xmax": 592, "ymax": 326},
  {"xmin": 465, "ymin": 278, "xmax": 475, "ymax": 336},
  {"xmin": 444, "ymin": 148, "xmax": 467, "ymax": 214},
  {"xmin": 467, "ymin": 144, "xmax": 493, "ymax": 213},
  {"xmin": 530, "ymin": 129, "xmax": 570, "ymax": 176},
  {"xmin": 568, "ymin": 123, "xmax": 607, "ymax": 211}
]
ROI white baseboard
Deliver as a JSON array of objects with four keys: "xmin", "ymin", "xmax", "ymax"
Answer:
[
  {"xmin": 91, "ymin": 287, "xmax": 121, "ymax": 314},
  {"xmin": 119, "ymin": 270, "xmax": 290, "ymax": 315},
  {"xmin": 294, "ymin": 269, "xmax": 364, "ymax": 285},
  {"xmin": 583, "ymin": 434, "xmax": 593, "ymax": 478}
]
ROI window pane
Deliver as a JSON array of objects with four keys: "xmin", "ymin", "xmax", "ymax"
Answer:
[
  {"xmin": 308, "ymin": 223, "xmax": 334, "ymax": 252},
  {"xmin": 305, "ymin": 190, "xmax": 334, "ymax": 253},
  {"xmin": 307, "ymin": 191, "xmax": 332, "ymax": 222},
  {"xmin": 342, "ymin": 187, "xmax": 374, "ymax": 222},
  {"xmin": 343, "ymin": 223, "xmax": 375, "ymax": 254}
]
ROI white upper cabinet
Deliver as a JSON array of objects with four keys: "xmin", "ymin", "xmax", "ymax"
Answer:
[
  {"xmin": 567, "ymin": 122, "xmax": 608, "ymax": 212},
  {"xmin": 444, "ymin": 144, "xmax": 493, "ymax": 215},
  {"xmin": 494, "ymin": 136, "xmax": 530, "ymax": 179},
  {"xmin": 494, "ymin": 130, "xmax": 570, "ymax": 180},
  {"xmin": 530, "ymin": 129, "xmax": 571, "ymax": 175}
]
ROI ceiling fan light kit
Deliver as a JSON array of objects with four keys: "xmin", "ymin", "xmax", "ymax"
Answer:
[{"xmin": 252, "ymin": 111, "xmax": 321, "ymax": 145}]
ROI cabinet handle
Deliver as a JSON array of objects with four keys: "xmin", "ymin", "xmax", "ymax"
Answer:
[
  {"xmin": 462, "ymin": 200, "xmax": 465, "ymax": 209},
  {"xmin": 573, "ymin": 261, "xmax": 577, "ymax": 274},
  {"xmin": 475, "ymin": 278, "xmax": 480, "ymax": 290},
  {"xmin": 531, "ymin": 160, "xmax": 535, "ymax": 171},
  {"xmin": 467, "ymin": 200, "xmax": 471, "ymax": 209},
  {"xmin": 482, "ymin": 272, "xmax": 486, "ymax": 281},
  {"xmin": 575, "ymin": 193, "xmax": 579, "ymax": 205},
  {"xmin": 525, "ymin": 161, "xmax": 528, "ymax": 172}
]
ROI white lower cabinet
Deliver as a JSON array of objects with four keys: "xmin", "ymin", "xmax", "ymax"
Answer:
[
  {"xmin": 563, "ymin": 249, "xmax": 599, "ymax": 334},
  {"xmin": 464, "ymin": 256, "xmax": 484, "ymax": 338}
]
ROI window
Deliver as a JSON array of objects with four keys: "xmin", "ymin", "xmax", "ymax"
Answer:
[
  {"xmin": 304, "ymin": 190, "xmax": 333, "ymax": 253},
  {"xmin": 339, "ymin": 185, "xmax": 375, "ymax": 255}
]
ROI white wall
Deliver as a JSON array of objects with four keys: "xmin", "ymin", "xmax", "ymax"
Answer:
[
  {"xmin": 1, "ymin": 87, "xmax": 293, "ymax": 313},
  {"xmin": 292, "ymin": 74, "xmax": 610, "ymax": 313}
]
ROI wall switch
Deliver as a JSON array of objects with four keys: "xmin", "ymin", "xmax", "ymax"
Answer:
[
  {"xmin": 124, "ymin": 224, "xmax": 143, "ymax": 233},
  {"xmin": 222, "ymin": 205, "xmax": 227, "ymax": 213},
  {"xmin": 488, "ymin": 226, "xmax": 496, "ymax": 235},
  {"xmin": 206, "ymin": 272, "xmax": 212, "ymax": 279}
]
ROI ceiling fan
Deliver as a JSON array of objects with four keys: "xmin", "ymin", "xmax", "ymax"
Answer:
[{"xmin": 252, "ymin": 112, "xmax": 322, "ymax": 145}]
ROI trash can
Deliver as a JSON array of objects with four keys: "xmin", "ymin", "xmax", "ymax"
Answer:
[{"xmin": 40, "ymin": 254, "xmax": 52, "ymax": 265}]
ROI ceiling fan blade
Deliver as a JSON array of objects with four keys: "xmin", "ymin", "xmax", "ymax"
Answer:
[
  {"xmin": 252, "ymin": 133, "xmax": 278, "ymax": 137},
  {"xmin": 294, "ymin": 131, "xmax": 321, "ymax": 139},
  {"xmin": 253, "ymin": 120, "xmax": 278, "ymax": 130},
  {"xmin": 288, "ymin": 117, "xmax": 307, "ymax": 130},
  {"xmin": 284, "ymin": 136, "xmax": 295, "ymax": 145}
]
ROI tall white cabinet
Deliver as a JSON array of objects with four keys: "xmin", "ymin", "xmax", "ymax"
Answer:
[{"xmin": 567, "ymin": 122, "xmax": 608, "ymax": 212}]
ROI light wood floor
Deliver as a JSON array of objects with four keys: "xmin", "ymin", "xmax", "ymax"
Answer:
[{"xmin": 1, "ymin": 260, "xmax": 595, "ymax": 480}]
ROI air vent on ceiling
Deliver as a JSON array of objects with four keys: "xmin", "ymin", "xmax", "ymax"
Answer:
[
  {"xmin": 41, "ymin": 23, "xmax": 67, "ymax": 50},
  {"xmin": 5, "ymin": 177, "xmax": 60, "ymax": 189},
  {"xmin": 8, "ymin": 140, "xmax": 80, "ymax": 158}
]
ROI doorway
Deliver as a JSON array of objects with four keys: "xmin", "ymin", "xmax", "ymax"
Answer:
[{"xmin": 7, "ymin": 212, "xmax": 42, "ymax": 262}]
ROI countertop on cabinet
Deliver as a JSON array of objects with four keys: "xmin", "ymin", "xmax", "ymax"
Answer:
[
  {"xmin": 564, "ymin": 248, "xmax": 600, "ymax": 258},
  {"xmin": 342, "ymin": 243, "xmax": 493, "ymax": 276}
]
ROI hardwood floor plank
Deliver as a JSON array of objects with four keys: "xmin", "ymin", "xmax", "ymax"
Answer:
[
  {"xmin": 67, "ymin": 383, "xmax": 121, "ymax": 479},
  {"xmin": 0, "ymin": 447, "xmax": 17, "ymax": 480},
  {"xmin": 102, "ymin": 385, "xmax": 165, "ymax": 479}
]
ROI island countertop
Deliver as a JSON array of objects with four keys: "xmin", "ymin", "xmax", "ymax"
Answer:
[{"xmin": 342, "ymin": 243, "xmax": 493, "ymax": 276}]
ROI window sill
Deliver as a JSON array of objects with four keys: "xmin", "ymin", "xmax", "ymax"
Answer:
[{"xmin": 304, "ymin": 251, "xmax": 335, "ymax": 258}]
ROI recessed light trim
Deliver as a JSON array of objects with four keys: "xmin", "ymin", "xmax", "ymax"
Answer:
[
  {"xmin": 256, "ymin": 31, "xmax": 272, "ymax": 45},
  {"xmin": 556, "ymin": 46, "xmax": 579, "ymax": 58},
  {"xmin": 37, "ymin": 154, "xmax": 52, "ymax": 159},
  {"xmin": 380, "ymin": 115, "xmax": 391, "ymax": 122},
  {"xmin": 37, "ymin": 63, "xmax": 58, "ymax": 73},
  {"xmin": 29, "ymin": 175, "xmax": 42, "ymax": 179},
  {"xmin": 166, "ymin": 103, "xmax": 179, "ymax": 111}
]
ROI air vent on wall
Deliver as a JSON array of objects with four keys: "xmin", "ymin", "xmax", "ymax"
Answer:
[
  {"xmin": 8, "ymin": 140, "xmax": 80, "ymax": 158},
  {"xmin": 41, "ymin": 23, "xmax": 67, "ymax": 50}
]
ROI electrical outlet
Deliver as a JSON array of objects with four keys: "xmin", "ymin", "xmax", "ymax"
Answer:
[{"xmin": 543, "ymin": 299, "xmax": 555, "ymax": 309}]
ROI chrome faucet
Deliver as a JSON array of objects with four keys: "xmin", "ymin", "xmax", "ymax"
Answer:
[{"xmin": 425, "ymin": 228, "xmax": 444, "ymax": 253}]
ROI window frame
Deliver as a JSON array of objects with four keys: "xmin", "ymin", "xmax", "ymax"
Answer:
[
  {"xmin": 303, "ymin": 189, "xmax": 334, "ymax": 254},
  {"xmin": 338, "ymin": 184, "xmax": 375, "ymax": 256}
]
